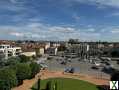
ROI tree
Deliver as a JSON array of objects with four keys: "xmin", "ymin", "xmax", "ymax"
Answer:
[
  {"xmin": 19, "ymin": 55, "xmax": 30, "ymax": 63},
  {"xmin": 54, "ymin": 82, "xmax": 58, "ymax": 90},
  {"xmin": 30, "ymin": 62, "xmax": 41, "ymax": 78},
  {"xmin": 46, "ymin": 81, "xmax": 52, "ymax": 90},
  {"xmin": 0, "ymin": 59, "xmax": 6, "ymax": 68},
  {"xmin": 0, "ymin": 68, "xmax": 17, "ymax": 90},
  {"xmin": 68, "ymin": 39, "xmax": 79, "ymax": 44},
  {"xmin": 37, "ymin": 78, "xmax": 41, "ymax": 90},
  {"xmin": 111, "ymin": 50, "xmax": 119, "ymax": 57},
  {"xmin": 111, "ymin": 71, "xmax": 119, "ymax": 81},
  {"xmin": 58, "ymin": 45, "xmax": 66, "ymax": 51},
  {"xmin": 5, "ymin": 57, "xmax": 20, "ymax": 66},
  {"xmin": 15, "ymin": 63, "xmax": 31, "ymax": 85}
]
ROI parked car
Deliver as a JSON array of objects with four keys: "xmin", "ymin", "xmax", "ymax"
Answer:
[
  {"xmin": 94, "ymin": 62, "xmax": 101, "ymax": 66},
  {"xmin": 91, "ymin": 66, "xmax": 99, "ymax": 70},
  {"xmin": 102, "ymin": 66, "xmax": 115, "ymax": 74},
  {"xmin": 60, "ymin": 61, "xmax": 67, "ymax": 65},
  {"xmin": 64, "ymin": 67, "xmax": 75, "ymax": 73},
  {"xmin": 40, "ymin": 63, "xmax": 48, "ymax": 70},
  {"xmin": 117, "ymin": 61, "xmax": 119, "ymax": 65},
  {"xmin": 104, "ymin": 62, "xmax": 110, "ymax": 66}
]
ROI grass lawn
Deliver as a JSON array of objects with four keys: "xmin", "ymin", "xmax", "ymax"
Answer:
[{"xmin": 32, "ymin": 78, "xmax": 100, "ymax": 90}]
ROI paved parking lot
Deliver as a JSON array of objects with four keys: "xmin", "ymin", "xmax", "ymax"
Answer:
[{"xmin": 44, "ymin": 56, "xmax": 115, "ymax": 79}]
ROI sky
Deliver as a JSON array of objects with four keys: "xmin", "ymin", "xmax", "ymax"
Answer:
[{"xmin": 0, "ymin": 0, "xmax": 119, "ymax": 41}]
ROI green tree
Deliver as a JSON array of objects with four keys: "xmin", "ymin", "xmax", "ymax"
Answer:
[
  {"xmin": 5, "ymin": 57, "xmax": 20, "ymax": 66},
  {"xmin": 15, "ymin": 63, "xmax": 31, "ymax": 85},
  {"xmin": 54, "ymin": 82, "xmax": 58, "ymax": 90},
  {"xmin": 111, "ymin": 50, "xmax": 119, "ymax": 57},
  {"xmin": 46, "ymin": 81, "xmax": 52, "ymax": 90},
  {"xmin": 19, "ymin": 55, "xmax": 30, "ymax": 63},
  {"xmin": 37, "ymin": 78, "xmax": 41, "ymax": 90},
  {"xmin": 58, "ymin": 45, "xmax": 66, "ymax": 51},
  {"xmin": 30, "ymin": 62, "xmax": 41, "ymax": 78},
  {"xmin": 111, "ymin": 70, "xmax": 119, "ymax": 81},
  {"xmin": 0, "ymin": 59, "xmax": 6, "ymax": 68},
  {"xmin": 0, "ymin": 68, "xmax": 17, "ymax": 90}
]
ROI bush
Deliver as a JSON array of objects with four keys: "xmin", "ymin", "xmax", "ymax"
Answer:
[
  {"xmin": 15, "ymin": 63, "xmax": 31, "ymax": 85},
  {"xmin": 30, "ymin": 62, "xmax": 41, "ymax": 78},
  {"xmin": 0, "ymin": 68, "xmax": 17, "ymax": 90}
]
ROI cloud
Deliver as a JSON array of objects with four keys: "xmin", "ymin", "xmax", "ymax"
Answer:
[
  {"xmin": 9, "ymin": 0, "xmax": 26, "ymax": 4},
  {"xmin": 49, "ymin": 26, "xmax": 75, "ymax": 33},
  {"xmin": 80, "ymin": 32, "xmax": 101, "ymax": 41},
  {"xmin": 10, "ymin": 0, "xmax": 18, "ymax": 4},
  {"xmin": 108, "ymin": 12, "xmax": 119, "ymax": 17},
  {"xmin": 85, "ymin": 28, "xmax": 95, "ymax": 32},
  {"xmin": 1, "ymin": 22, "xmax": 119, "ymax": 41},
  {"xmin": 110, "ymin": 29, "xmax": 119, "ymax": 33},
  {"xmin": 10, "ymin": 32, "xmax": 24, "ymax": 37},
  {"xmin": 100, "ymin": 26, "xmax": 119, "ymax": 33},
  {"xmin": 69, "ymin": 0, "xmax": 119, "ymax": 8},
  {"xmin": 72, "ymin": 14, "xmax": 80, "ymax": 21},
  {"xmin": 0, "ymin": 22, "xmax": 80, "ymax": 40}
]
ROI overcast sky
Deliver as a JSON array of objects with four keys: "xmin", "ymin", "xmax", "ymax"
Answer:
[{"xmin": 0, "ymin": 0, "xmax": 119, "ymax": 41}]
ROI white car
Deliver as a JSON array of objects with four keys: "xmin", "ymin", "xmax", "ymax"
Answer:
[
  {"xmin": 107, "ymin": 57, "xmax": 111, "ymax": 61},
  {"xmin": 94, "ymin": 62, "xmax": 101, "ymax": 66},
  {"xmin": 40, "ymin": 64, "xmax": 48, "ymax": 68}
]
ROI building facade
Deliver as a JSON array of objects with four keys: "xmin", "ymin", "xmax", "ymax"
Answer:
[{"xmin": 0, "ymin": 44, "xmax": 22, "ymax": 59}]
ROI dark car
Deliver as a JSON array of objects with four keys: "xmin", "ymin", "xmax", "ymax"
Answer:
[
  {"xmin": 102, "ymin": 66, "xmax": 115, "ymax": 74},
  {"xmin": 117, "ymin": 61, "xmax": 119, "ymax": 65},
  {"xmin": 60, "ymin": 61, "xmax": 67, "ymax": 65},
  {"xmin": 69, "ymin": 67, "xmax": 75, "ymax": 73},
  {"xmin": 91, "ymin": 66, "xmax": 99, "ymax": 70},
  {"xmin": 100, "ymin": 61, "xmax": 110, "ymax": 66},
  {"xmin": 104, "ymin": 62, "xmax": 110, "ymax": 66},
  {"xmin": 64, "ymin": 67, "xmax": 75, "ymax": 73}
]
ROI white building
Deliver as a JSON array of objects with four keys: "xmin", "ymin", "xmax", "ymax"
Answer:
[
  {"xmin": 39, "ymin": 48, "xmax": 44, "ymax": 55},
  {"xmin": 0, "ymin": 44, "xmax": 22, "ymax": 59},
  {"xmin": 45, "ymin": 42, "xmax": 50, "ymax": 50},
  {"xmin": 21, "ymin": 52, "xmax": 36, "ymax": 57}
]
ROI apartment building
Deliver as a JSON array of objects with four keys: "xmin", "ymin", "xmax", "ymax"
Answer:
[{"xmin": 0, "ymin": 44, "xmax": 22, "ymax": 59}]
